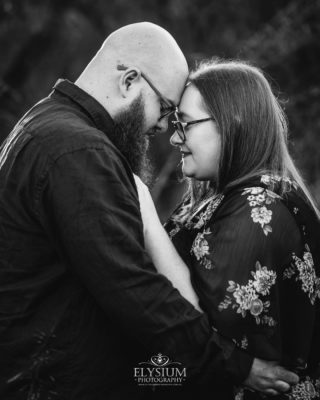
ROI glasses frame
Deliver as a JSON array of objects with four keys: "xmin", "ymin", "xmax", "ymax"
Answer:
[
  {"xmin": 117, "ymin": 65, "xmax": 177, "ymax": 120},
  {"xmin": 172, "ymin": 112, "xmax": 214, "ymax": 142}
]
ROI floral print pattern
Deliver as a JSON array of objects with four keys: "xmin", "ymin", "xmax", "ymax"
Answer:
[
  {"xmin": 252, "ymin": 263, "xmax": 277, "ymax": 295},
  {"xmin": 168, "ymin": 194, "xmax": 224, "ymax": 238},
  {"xmin": 188, "ymin": 195, "xmax": 225, "ymax": 269},
  {"xmin": 287, "ymin": 376, "xmax": 320, "ymax": 400},
  {"xmin": 193, "ymin": 194, "xmax": 224, "ymax": 229},
  {"xmin": 242, "ymin": 186, "xmax": 281, "ymax": 235},
  {"xmin": 283, "ymin": 245, "xmax": 320, "ymax": 305},
  {"xmin": 190, "ymin": 228, "xmax": 213, "ymax": 269},
  {"xmin": 218, "ymin": 261, "xmax": 277, "ymax": 326},
  {"xmin": 251, "ymin": 206, "xmax": 272, "ymax": 234},
  {"xmin": 168, "ymin": 225, "xmax": 181, "ymax": 239},
  {"xmin": 261, "ymin": 173, "xmax": 297, "ymax": 189}
]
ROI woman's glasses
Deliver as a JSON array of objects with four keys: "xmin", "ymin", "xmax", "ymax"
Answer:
[{"xmin": 172, "ymin": 113, "xmax": 214, "ymax": 142}]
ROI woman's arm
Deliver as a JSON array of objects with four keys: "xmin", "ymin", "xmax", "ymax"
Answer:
[{"xmin": 134, "ymin": 174, "xmax": 202, "ymax": 311}]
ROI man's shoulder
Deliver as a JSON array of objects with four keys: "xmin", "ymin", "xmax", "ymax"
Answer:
[{"xmin": 19, "ymin": 96, "xmax": 122, "ymax": 162}]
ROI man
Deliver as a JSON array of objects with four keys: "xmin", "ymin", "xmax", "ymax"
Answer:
[{"xmin": 0, "ymin": 22, "xmax": 298, "ymax": 399}]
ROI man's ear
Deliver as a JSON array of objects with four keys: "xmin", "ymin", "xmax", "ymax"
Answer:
[{"xmin": 119, "ymin": 68, "xmax": 141, "ymax": 97}]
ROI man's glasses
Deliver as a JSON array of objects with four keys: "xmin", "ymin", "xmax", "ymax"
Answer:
[
  {"xmin": 117, "ymin": 65, "xmax": 177, "ymax": 120},
  {"xmin": 172, "ymin": 112, "xmax": 214, "ymax": 142}
]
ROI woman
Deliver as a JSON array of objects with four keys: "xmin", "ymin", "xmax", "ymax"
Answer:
[{"xmin": 135, "ymin": 60, "xmax": 320, "ymax": 399}]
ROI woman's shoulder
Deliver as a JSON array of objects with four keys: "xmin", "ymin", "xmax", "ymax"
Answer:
[
  {"xmin": 216, "ymin": 175, "xmax": 319, "ymax": 247},
  {"xmin": 166, "ymin": 173, "xmax": 320, "ymax": 251},
  {"xmin": 165, "ymin": 175, "xmax": 289, "ymax": 230},
  {"xmin": 225, "ymin": 174, "xmax": 320, "ymax": 236},
  {"xmin": 205, "ymin": 174, "xmax": 298, "ymax": 229},
  {"xmin": 220, "ymin": 174, "xmax": 301, "ymax": 211}
]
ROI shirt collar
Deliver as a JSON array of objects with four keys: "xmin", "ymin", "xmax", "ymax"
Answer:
[{"xmin": 52, "ymin": 79, "xmax": 115, "ymax": 134}]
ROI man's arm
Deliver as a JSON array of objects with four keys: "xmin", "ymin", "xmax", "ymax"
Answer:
[{"xmin": 38, "ymin": 144, "xmax": 297, "ymax": 392}]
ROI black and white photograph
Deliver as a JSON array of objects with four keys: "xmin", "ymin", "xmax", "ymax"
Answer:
[{"xmin": 0, "ymin": 1, "xmax": 319, "ymax": 399}]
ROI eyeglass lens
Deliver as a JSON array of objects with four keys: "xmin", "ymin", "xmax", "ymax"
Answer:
[{"xmin": 172, "ymin": 121, "xmax": 186, "ymax": 141}]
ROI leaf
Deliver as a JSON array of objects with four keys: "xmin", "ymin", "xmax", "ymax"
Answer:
[{"xmin": 263, "ymin": 225, "xmax": 272, "ymax": 236}]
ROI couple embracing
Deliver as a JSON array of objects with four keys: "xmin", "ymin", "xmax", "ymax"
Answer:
[{"xmin": 0, "ymin": 22, "xmax": 319, "ymax": 400}]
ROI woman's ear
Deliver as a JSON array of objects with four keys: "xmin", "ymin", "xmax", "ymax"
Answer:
[{"xmin": 119, "ymin": 68, "xmax": 141, "ymax": 97}]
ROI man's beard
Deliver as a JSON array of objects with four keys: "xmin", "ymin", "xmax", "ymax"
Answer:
[{"xmin": 111, "ymin": 94, "xmax": 154, "ymax": 185}]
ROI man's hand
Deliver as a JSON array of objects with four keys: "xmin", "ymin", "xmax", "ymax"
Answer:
[{"xmin": 244, "ymin": 358, "xmax": 299, "ymax": 396}]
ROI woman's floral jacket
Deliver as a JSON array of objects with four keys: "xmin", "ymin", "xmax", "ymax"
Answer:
[{"xmin": 165, "ymin": 175, "xmax": 320, "ymax": 400}]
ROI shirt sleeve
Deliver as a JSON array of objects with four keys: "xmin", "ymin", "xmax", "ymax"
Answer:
[
  {"xmin": 36, "ymin": 142, "xmax": 253, "ymax": 385},
  {"xmin": 189, "ymin": 185, "xmax": 318, "ymax": 370}
]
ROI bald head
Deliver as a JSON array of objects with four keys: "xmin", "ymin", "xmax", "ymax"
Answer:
[
  {"xmin": 76, "ymin": 22, "xmax": 188, "ymax": 114},
  {"xmin": 103, "ymin": 22, "xmax": 188, "ymax": 91}
]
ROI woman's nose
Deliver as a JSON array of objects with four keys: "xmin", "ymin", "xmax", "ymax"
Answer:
[{"xmin": 170, "ymin": 130, "xmax": 184, "ymax": 146}]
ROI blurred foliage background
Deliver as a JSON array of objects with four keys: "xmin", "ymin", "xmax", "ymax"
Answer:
[{"xmin": 1, "ymin": 0, "xmax": 319, "ymax": 221}]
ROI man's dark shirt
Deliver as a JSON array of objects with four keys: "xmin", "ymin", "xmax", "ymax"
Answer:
[{"xmin": 0, "ymin": 79, "xmax": 252, "ymax": 399}]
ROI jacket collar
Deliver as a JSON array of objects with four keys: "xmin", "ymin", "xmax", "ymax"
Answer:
[{"xmin": 52, "ymin": 79, "xmax": 115, "ymax": 134}]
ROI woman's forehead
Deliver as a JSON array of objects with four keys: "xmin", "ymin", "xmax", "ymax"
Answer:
[{"xmin": 179, "ymin": 85, "xmax": 204, "ymax": 113}]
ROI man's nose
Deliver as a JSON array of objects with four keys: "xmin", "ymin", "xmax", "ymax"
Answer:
[{"xmin": 170, "ymin": 130, "xmax": 183, "ymax": 146}]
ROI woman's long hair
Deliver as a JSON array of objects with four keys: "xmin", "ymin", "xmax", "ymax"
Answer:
[{"xmin": 181, "ymin": 60, "xmax": 320, "ymax": 219}]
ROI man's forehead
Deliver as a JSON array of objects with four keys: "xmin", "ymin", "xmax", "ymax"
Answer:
[
  {"xmin": 163, "ymin": 82, "xmax": 187, "ymax": 108},
  {"xmin": 157, "ymin": 67, "xmax": 188, "ymax": 101}
]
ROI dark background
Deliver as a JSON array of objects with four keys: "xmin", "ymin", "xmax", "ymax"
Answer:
[{"xmin": 1, "ymin": 0, "xmax": 319, "ymax": 221}]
